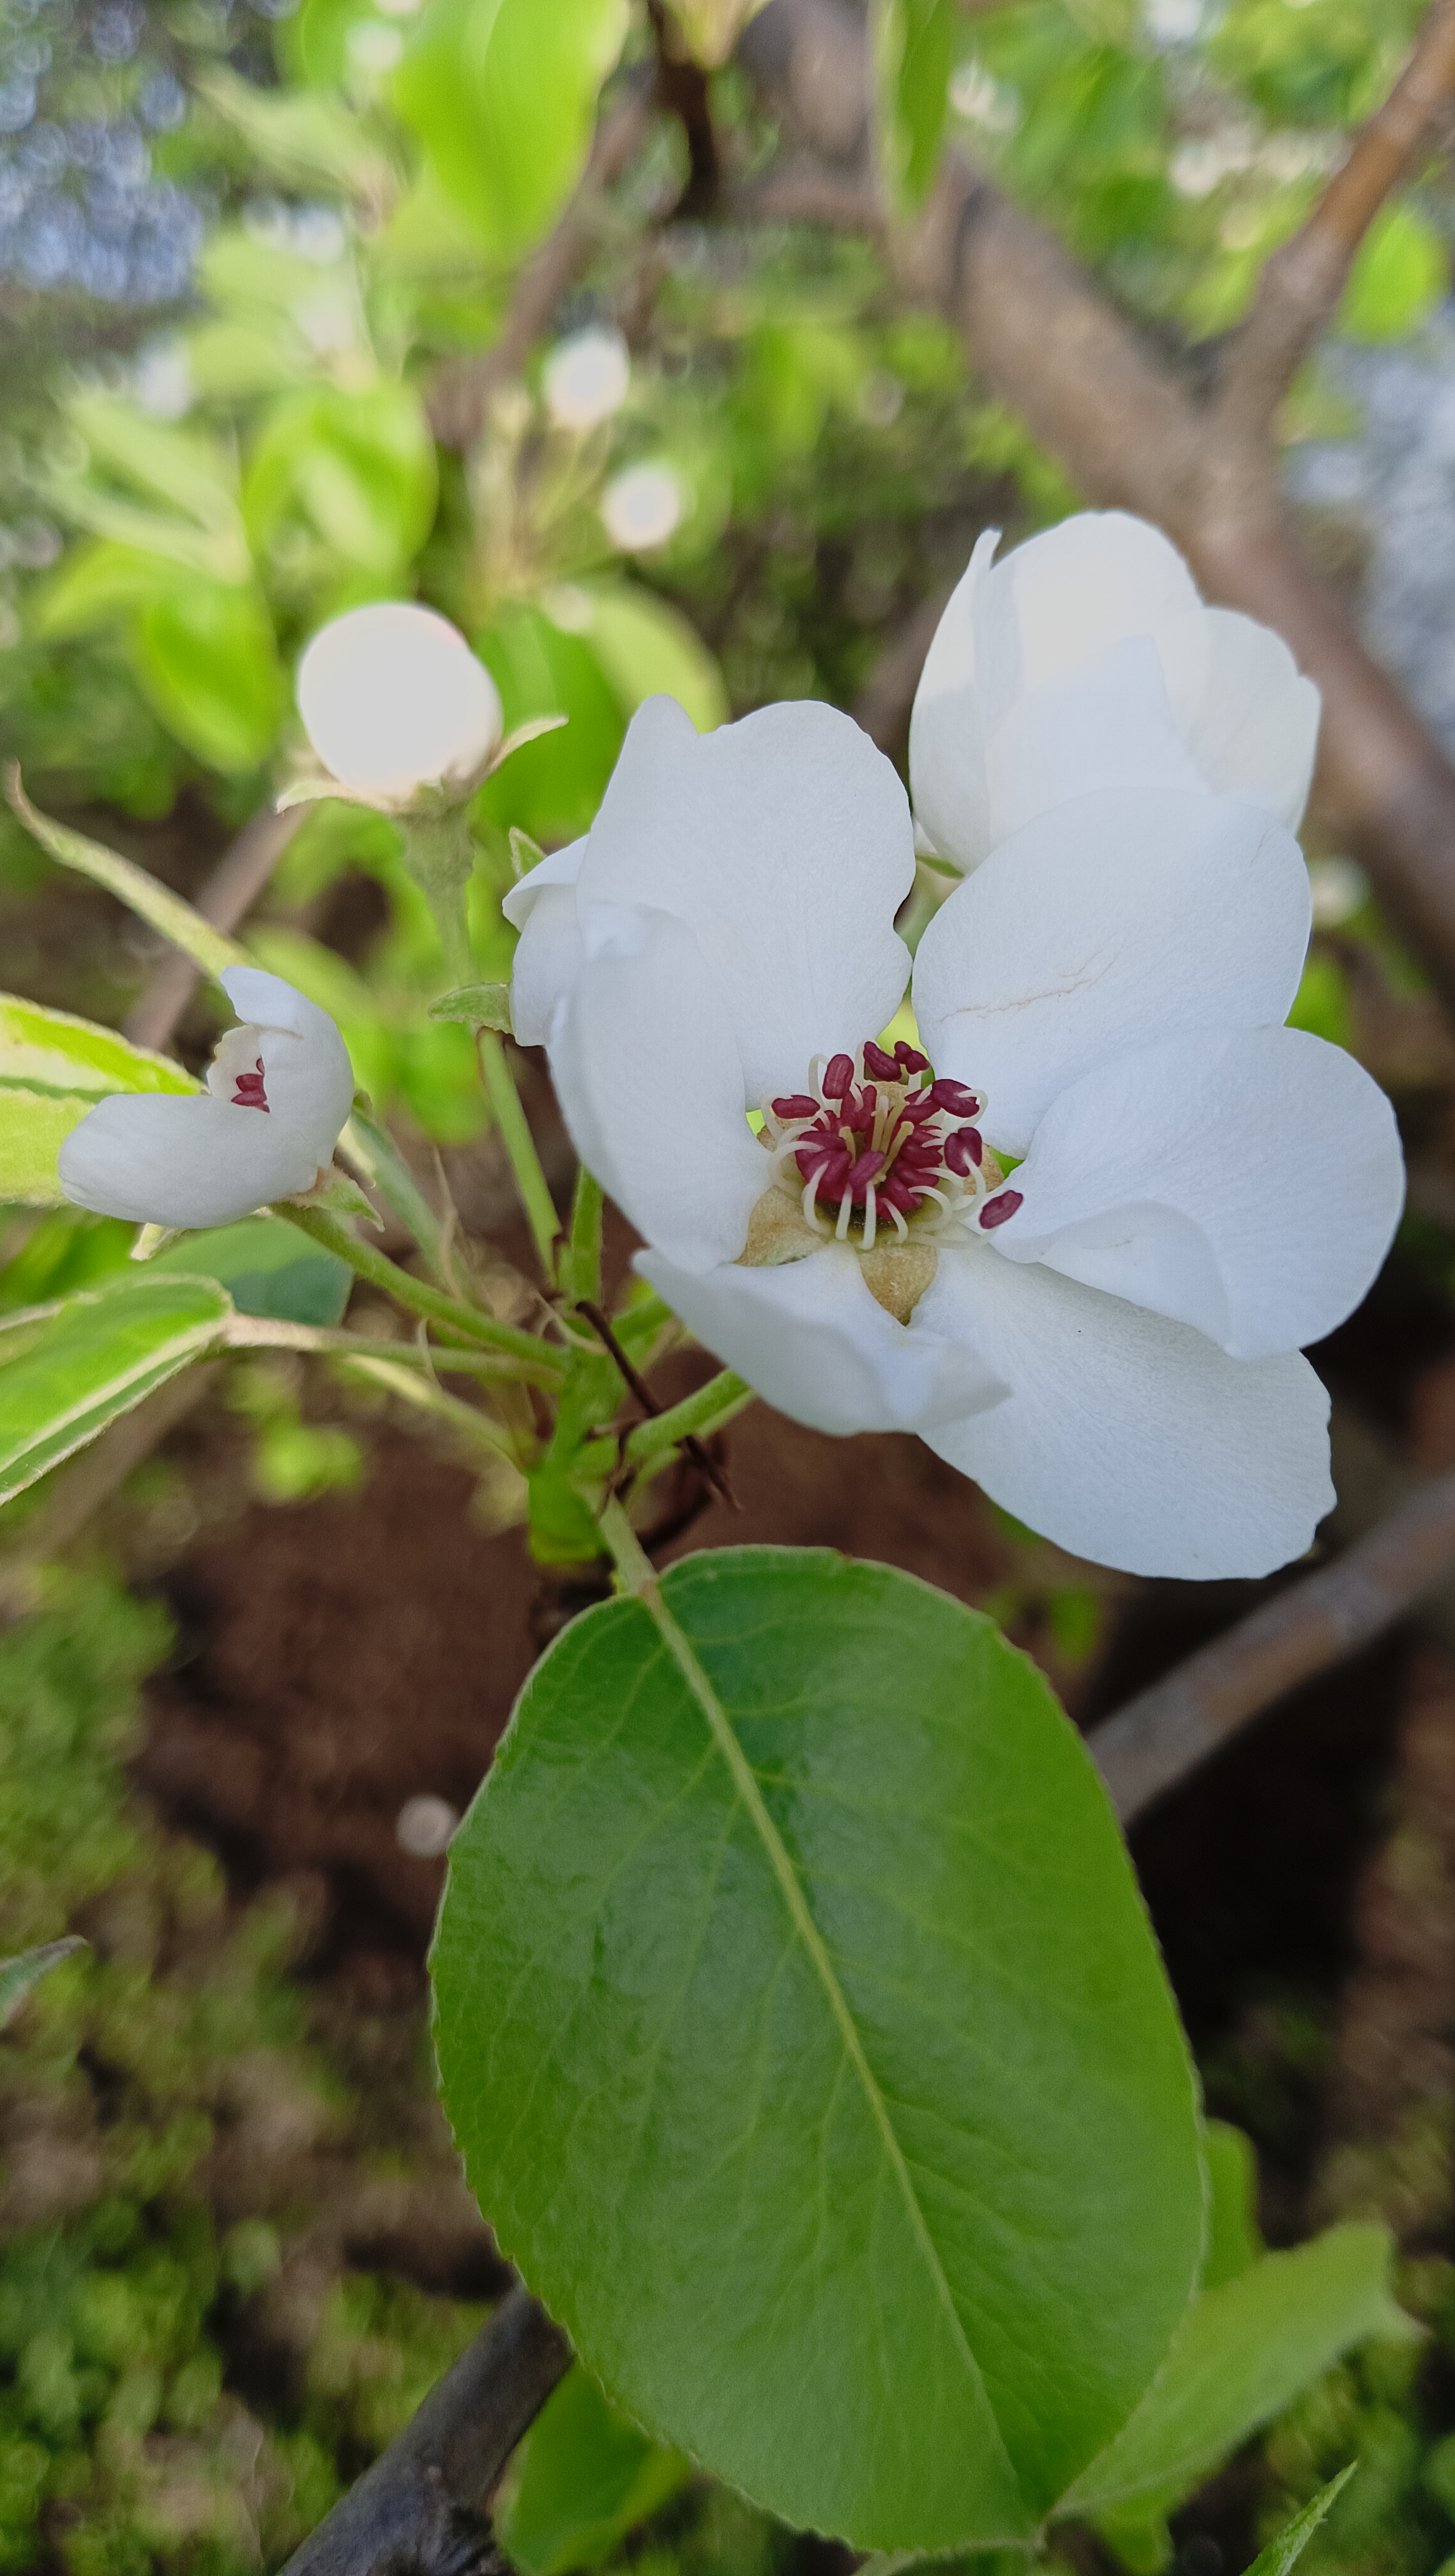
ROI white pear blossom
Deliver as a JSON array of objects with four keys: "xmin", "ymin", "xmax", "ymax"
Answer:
[
  {"xmin": 543, "ymin": 325, "xmax": 631, "ymax": 431},
  {"xmin": 601, "ymin": 462, "xmax": 683, "ymax": 554},
  {"xmin": 58, "ymin": 969, "xmax": 356, "ymax": 1232},
  {"xmin": 909, "ymin": 510, "xmax": 1321, "ymax": 874},
  {"xmin": 507, "ymin": 695, "xmax": 1404, "ymax": 1580},
  {"xmin": 296, "ymin": 602, "xmax": 503, "ymax": 808}
]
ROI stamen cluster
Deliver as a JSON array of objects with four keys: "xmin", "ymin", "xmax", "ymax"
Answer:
[
  {"xmin": 232, "ymin": 1056, "xmax": 270, "ymax": 1112},
  {"xmin": 765, "ymin": 1042, "xmax": 993, "ymax": 1251}
]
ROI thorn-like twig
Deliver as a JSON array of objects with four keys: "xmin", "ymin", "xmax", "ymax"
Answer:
[{"xmin": 575, "ymin": 1297, "xmax": 738, "ymax": 1508}]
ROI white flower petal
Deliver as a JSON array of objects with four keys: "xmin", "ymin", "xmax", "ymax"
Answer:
[
  {"xmin": 908, "ymin": 527, "xmax": 997, "ymax": 872},
  {"xmin": 916, "ymin": 1246, "xmax": 1333, "ymax": 1578},
  {"xmin": 989, "ymin": 1025, "xmax": 1403, "ymax": 1358},
  {"xmin": 576, "ymin": 695, "xmax": 914, "ymax": 1100},
  {"xmin": 511, "ymin": 889, "xmax": 585, "ymax": 1047},
  {"xmin": 501, "ymin": 837, "xmax": 587, "ymax": 932},
  {"xmin": 911, "ymin": 788, "xmax": 1310, "ymax": 1155},
  {"xmin": 635, "ymin": 1243, "xmax": 1007, "ymax": 1436},
  {"xmin": 983, "ymin": 635, "xmax": 1209, "ymax": 850},
  {"xmin": 549, "ymin": 904, "xmax": 768, "ymax": 1274},
  {"xmin": 1182, "ymin": 607, "xmax": 1320, "ymax": 832},
  {"xmin": 58, "ymin": 1092, "xmax": 326, "ymax": 1229},
  {"xmin": 216, "ymin": 966, "xmax": 356, "ymax": 1162},
  {"xmin": 503, "ymin": 839, "xmax": 589, "ymax": 1046},
  {"xmin": 908, "ymin": 511, "xmax": 1319, "ymax": 866},
  {"xmin": 997, "ymin": 511, "xmax": 1207, "ymax": 713}
]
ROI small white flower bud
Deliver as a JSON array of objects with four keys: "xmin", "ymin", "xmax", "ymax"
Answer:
[
  {"xmin": 296, "ymin": 602, "xmax": 503, "ymax": 807},
  {"xmin": 543, "ymin": 325, "xmax": 630, "ymax": 431},
  {"xmin": 601, "ymin": 462, "xmax": 683, "ymax": 554}
]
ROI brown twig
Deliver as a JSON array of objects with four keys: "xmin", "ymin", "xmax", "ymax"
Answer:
[
  {"xmin": 279, "ymin": 2286, "xmax": 570, "ymax": 2575},
  {"xmin": 123, "ymin": 804, "xmax": 302, "ymax": 1054},
  {"xmin": 1216, "ymin": 0, "xmax": 1455, "ymax": 436},
  {"xmin": 575, "ymin": 1297, "xmax": 736, "ymax": 1506},
  {"xmin": 736, "ymin": 0, "xmax": 1455, "ymax": 1018},
  {"xmin": 428, "ymin": 78, "xmax": 657, "ymax": 453},
  {"xmin": 1087, "ymin": 1467, "xmax": 1455, "ymax": 1827}
]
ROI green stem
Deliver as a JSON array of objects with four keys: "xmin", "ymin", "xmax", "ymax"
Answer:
[
  {"xmin": 623, "ymin": 1369, "xmax": 755, "ymax": 1468},
  {"xmin": 227, "ymin": 1319, "xmax": 561, "ymax": 1389},
  {"xmin": 277, "ymin": 1203, "xmax": 563, "ymax": 1374},
  {"xmin": 561, "ymin": 1166, "xmax": 604, "ymax": 1309},
  {"xmin": 599, "ymin": 1494, "xmax": 657, "ymax": 1595},
  {"xmin": 342, "ymin": 1109, "xmax": 452, "ymax": 1280},
  {"xmin": 477, "ymin": 1032, "xmax": 561, "ymax": 1281}
]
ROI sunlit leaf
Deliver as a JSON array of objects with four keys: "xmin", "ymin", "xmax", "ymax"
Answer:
[{"xmin": 0, "ymin": 1273, "xmax": 232, "ymax": 1507}]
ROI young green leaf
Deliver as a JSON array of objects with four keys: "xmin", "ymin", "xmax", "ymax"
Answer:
[
  {"xmin": 133, "ymin": 580, "xmax": 287, "ymax": 775},
  {"xmin": 434, "ymin": 1547, "xmax": 1203, "ymax": 2551},
  {"xmin": 499, "ymin": 2364, "xmax": 692, "ymax": 2576},
  {"xmin": 1201, "ymin": 2120, "xmax": 1262, "ymax": 2291},
  {"xmin": 0, "ymin": 1937, "xmax": 88, "ymax": 2030},
  {"xmin": 0, "ymin": 1272, "xmax": 232, "ymax": 1507},
  {"xmin": 3, "ymin": 773, "xmax": 248, "ymax": 980},
  {"xmin": 1243, "ymin": 2466, "xmax": 1358, "ymax": 2576},
  {"xmin": 1059, "ymin": 2225, "xmax": 1411, "ymax": 2519},
  {"xmin": 428, "ymin": 983, "xmax": 513, "ymax": 1029}
]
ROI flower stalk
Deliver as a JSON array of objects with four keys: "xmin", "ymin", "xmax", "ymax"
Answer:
[
  {"xmin": 476, "ymin": 1032, "xmax": 561, "ymax": 1280},
  {"xmin": 276, "ymin": 1203, "xmax": 565, "ymax": 1374}
]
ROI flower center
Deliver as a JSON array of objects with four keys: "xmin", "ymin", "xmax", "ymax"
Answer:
[
  {"xmin": 231, "ymin": 1056, "xmax": 270, "ymax": 1113},
  {"xmin": 762, "ymin": 1041, "xmax": 1020, "ymax": 1251}
]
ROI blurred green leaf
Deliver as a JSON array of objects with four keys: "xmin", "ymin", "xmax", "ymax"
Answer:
[
  {"xmin": 475, "ymin": 604, "xmax": 625, "ymax": 844},
  {"xmin": 0, "ymin": 996, "xmax": 196, "ymax": 1105},
  {"xmin": 1340, "ymin": 201, "xmax": 1449, "ymax": 344},
  {"xmin": 131, "ymin": 583, "xmax": 287, "ymax": 775},
  {"xmin": 501, "ymin": 2364, "xmax": 692, "ymax": 2576},
  {"xmin": 570, "ymin": 582, "xmax": 728, "ymax": 733},
  {"xmin": 152, "ymin": 1218, "xmax": 352, "ymax": 1327},
  {"xmin": 395, "ymin": 0, "xmax": 629, "ymax": 257},
  {"xmin": 0, "ymin": 1938, "xmax": 87, "ymax": 2030},
  {"xmin": 1201, "ymin": 2120, "xmax": 1262, "ymax": 2293},
  {"xmin": 0, "ymin": 1274, "xmax": 231, "ymax": 1508},
  {"xmin": 196, "ymin": 64, "xmax": 397, "ymax": 205},
  {"xmin": 244, "ymin": 382, "xmax": 438, "ymax": 573},
  {"xmin": 0, "ymin": 1092, "xmax": 97, "ymax": 1209},
  {"xmin": 3, "ymin": 777, "xmax": 246, "ymax": 981},
  {"xmin": 30, "ymin": 541, "xmax": 189, "ymax": 641},
  {"xmin": 875, "ymin": 0, "xmax": 955, "ymax": 213},
  {"xmin": 1061, "ymin": 2225, "xmax": 1412, "ymax": 2520}
]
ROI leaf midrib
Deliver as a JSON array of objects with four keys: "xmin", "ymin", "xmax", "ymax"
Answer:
[{"xmin": 642, "ymin": 1575, "xmax": 1026, "ymax": 2521}]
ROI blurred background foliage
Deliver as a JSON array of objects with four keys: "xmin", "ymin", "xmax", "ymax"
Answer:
[{"xmin": 3, "ymin": 0, "xmax": 1455, "ymax": 2565}]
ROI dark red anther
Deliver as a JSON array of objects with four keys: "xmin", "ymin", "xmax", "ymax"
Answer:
[
  {"xmin": 862, "ymin": 1041, "xmax": 899, "ymax": 1081},
  {"xmin": 232, "ymin": 1056, "xmax": 270, "ymax": 1113},
  {"xmin": 979, "ymin": 1190, "xmax": 1023, "ymax": 1231},
  {"xmin": 927, "ymin": 1077, "xmax": 979, "ymax": 1117},
  {"xmin": 847, "ymin": 1148, "xmax": 886, "ymax": 1192},
  {"xmin": 944, "ymin": 1128, "xmax": 983, "ymax": 1176},
  {"xmin": 823, "ymin": 1053, "xmax": 854, "ymax": 1100},
  {"xmin": 894, "ymin": 1042, "xmax": 929, "ymax": 1075},
  {"xmin": 772, "ymin": 1094, "xmax": 820, "ymax": 1121}
]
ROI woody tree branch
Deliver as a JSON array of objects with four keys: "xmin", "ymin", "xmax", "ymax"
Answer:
[
  {"xmin": 737, "ymin": 0, "xmax": 1455, "ymax": 1019},
  {"xmin": 1216, "ymin": 0, "xmax": 1455, "ymax": 438}
]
